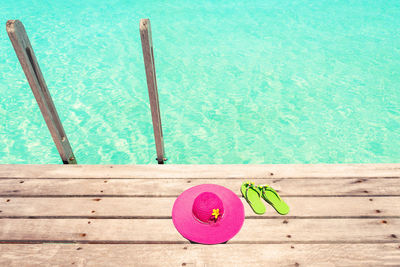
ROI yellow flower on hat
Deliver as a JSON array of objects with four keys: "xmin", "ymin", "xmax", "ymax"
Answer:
[{"xmin": 212, "ymin": 209, "xmax": 220, "ymax": 219}]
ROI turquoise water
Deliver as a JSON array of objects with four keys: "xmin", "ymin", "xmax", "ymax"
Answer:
[{"xmin": 1, "ymin": 0, "xmax": 399, "ymax": 164}]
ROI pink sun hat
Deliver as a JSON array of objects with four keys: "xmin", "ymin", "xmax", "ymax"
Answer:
[{"xmin": 172, "ymin": 184, "xmax": 245, "ymax": 244}]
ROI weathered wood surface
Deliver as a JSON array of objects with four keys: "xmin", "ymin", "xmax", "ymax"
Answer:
[
  {"xmin": 1, "ymin": 244, "xmax": 398, "ymax": 267},
  {"xmin": 0, "ymin": 177, "xmax": 399, "ymax": 196},
  {"xmin": 1, "ymin": 197, "xmax": 399, "ymax": 217},
  {"xmin": 5, "ymin": 20, "xmax": 76, "ymax": 164},
  {"xmin": 0, "ymin": 218, "xmax": 398, "ymax": 243},
  {"xmin": 140, "ymin": 19, "xmax": 165, "ymax": 164},
  {"xmin": 1, "ymin": 163, "xmax": 399, "ymax": 179},
  {"xmin": 0, "ymin": 164, "xmax": 399, "ymax": 266}
]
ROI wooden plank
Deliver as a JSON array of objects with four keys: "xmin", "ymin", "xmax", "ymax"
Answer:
[
  {"xmin": 0, "ymin": 178, "xmax": 399, "ymax": 197},
  {"xmin": 140, "ymin": 19, "xmax": 165, "ymax": 164},
  {"xmin": 1, "ymin": 164, "xmax": 399, "ymax": 179},
  {"xmin": 1, "ymin": 244, "xmax": 399, "ymax": 266},
  {"xmin": 5, "ymin": 20, "xmax": 76, "ymax": 164},
  {"xmin": 0, "ymin": 219, "xmax": 398, "ymax": 243},
  {"xmin": 1, "ymin": 197, "xmax": 399, "ymax": 218}
]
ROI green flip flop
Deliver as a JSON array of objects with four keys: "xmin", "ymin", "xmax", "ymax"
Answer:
[
  {"xmin": 258, "ymin": 185, "xmax": 289, "ymax": 215},
  {"xmin": 241, "ymin": 182, "xmax": 266, "ymax": 215}
]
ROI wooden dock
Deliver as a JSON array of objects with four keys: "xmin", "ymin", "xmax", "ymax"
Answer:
[{"xmin": 0, "ymin": 163, "xmax": 399, "ymax": 266}]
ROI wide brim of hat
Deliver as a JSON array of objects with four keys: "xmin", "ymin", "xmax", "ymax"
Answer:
[{"xmin": 172, "ymin": 184, "xmax": 245, "ymax": 244}]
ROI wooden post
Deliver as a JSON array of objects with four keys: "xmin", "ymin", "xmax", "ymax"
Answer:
[
  {"xmin": 140, "ymin": 19, "xmax": 166, "ymax": 164},
  {"xmin": 6, "ymin": 20, "xmax": 77, "ymax": 164}
]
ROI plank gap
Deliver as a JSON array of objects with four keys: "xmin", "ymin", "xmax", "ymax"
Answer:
[
  {"xmin": 1, "ymin": 195, "xmax": 399, "ymax": 198},
  {"xmin": 0, "ymin": 240, "xmax": 399, "ymax": 245},
  {"xmin": 1, "ymin": 176, "xmax": 399, "ymax": 180},
  {"xmin": 1, "ymin": 216, "xmax": 399, "ymax": 219}
]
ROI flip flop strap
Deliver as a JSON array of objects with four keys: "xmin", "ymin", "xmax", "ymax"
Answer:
[
  {"xmin": 245, "ymin": 182, "xmax": 261, "ymax": 205},
  {"xmin": 261, "ymin": 186, "xmax": 281, "ymax": 201}
]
